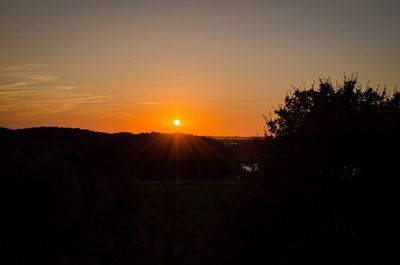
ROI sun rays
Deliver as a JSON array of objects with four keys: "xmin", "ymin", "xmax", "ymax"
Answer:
[{"xmin": 131, "ymin": 133, "xmax": 231, "ymax": 180}]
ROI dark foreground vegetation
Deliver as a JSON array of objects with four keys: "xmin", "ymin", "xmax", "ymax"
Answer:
[{"xmin": 1, "ymin": 76, "xmax": 399, "ymax": 264}]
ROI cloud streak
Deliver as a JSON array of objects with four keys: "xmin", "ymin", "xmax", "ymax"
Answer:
[{"xmin": 0, "ymin": 63, "xmax": 110, "ymax": 114}]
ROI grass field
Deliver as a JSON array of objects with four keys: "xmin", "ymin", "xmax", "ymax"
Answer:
[{"xmin": 139, "ymin": 181, "xmax": 237, "ymax": 220}]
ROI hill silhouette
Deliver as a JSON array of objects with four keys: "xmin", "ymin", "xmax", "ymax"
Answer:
[
  {"xmin": 0, "ymin": 127, "xmax": 237, "ymax": 264},
  {"xmin": 0, "ymin": 127, "xmax": 234, "ymax": 181}
]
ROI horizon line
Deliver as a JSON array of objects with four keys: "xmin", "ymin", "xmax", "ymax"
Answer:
[{"xmin": 1, "ymin": 125, "xmax": 265, "ymax": 138}]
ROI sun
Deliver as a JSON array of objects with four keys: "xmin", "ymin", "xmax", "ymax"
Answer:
[{"xmin": 173, "ymin": 119, "xmax": 181, "ymax": 126}]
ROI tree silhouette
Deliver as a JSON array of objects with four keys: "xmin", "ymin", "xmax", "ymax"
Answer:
[{"xmin": 213, "ymin": 76, "xmax": 400, "ymax": 265}]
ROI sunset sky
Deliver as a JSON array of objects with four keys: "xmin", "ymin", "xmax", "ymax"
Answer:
[{"xmin": 1, "ymin": 0, "xmax": 400, "ymax": 136}]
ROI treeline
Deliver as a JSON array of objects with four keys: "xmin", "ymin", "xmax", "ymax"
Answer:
[{"xmin": 0, "ymin": 128, "xmax": 235, "ymax": 181}]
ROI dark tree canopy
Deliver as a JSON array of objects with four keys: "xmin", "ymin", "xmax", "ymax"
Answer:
[
  {"xmin": 266, "ymin": 76, "xmax": 400, "ymax": 138},
  {"xmin": 213, "ymin": 77, "xmax": 400, "ymax": 265},
  {"xmin": 263, "ymin": 76, "xmax": 400, "ymax": 198}
]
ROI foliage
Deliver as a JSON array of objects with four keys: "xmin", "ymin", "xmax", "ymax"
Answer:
[
  {"xmin": 213, "ymin": 76, "xmax": 400, "ymax": 265},
  {"xmin": 266, "ymin": 76, "xmax": 399, "ymax": 138}
]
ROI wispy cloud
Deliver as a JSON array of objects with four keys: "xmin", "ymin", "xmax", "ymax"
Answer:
[
  {"xmin": 0, "ymin": 63, "xmax": 57, "ymax": 89},
  {"xmin": 0, "ymin": 63, "xmax": 110, "ymax": 114},
  {"xmin": 138, "ymin": 101, "xmax": 166, "ymax": 105},
  {"xmin": 56, "ymin": 86, "xmax": 78, "ymax": 91}
]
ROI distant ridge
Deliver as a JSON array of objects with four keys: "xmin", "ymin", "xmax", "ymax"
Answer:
[{"xmin": 0, "ymin": 126, "xmax": 235, "ymax": 181}]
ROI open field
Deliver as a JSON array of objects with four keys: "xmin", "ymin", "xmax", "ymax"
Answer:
[{"xmin": 139, "ymin": 181, "xmax": 238, "ymax": 220}]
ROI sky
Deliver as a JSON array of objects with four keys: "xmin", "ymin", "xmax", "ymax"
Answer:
[{"xmin": 1, "ymin": 0, "xmax": 400, "ymax": 136}]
